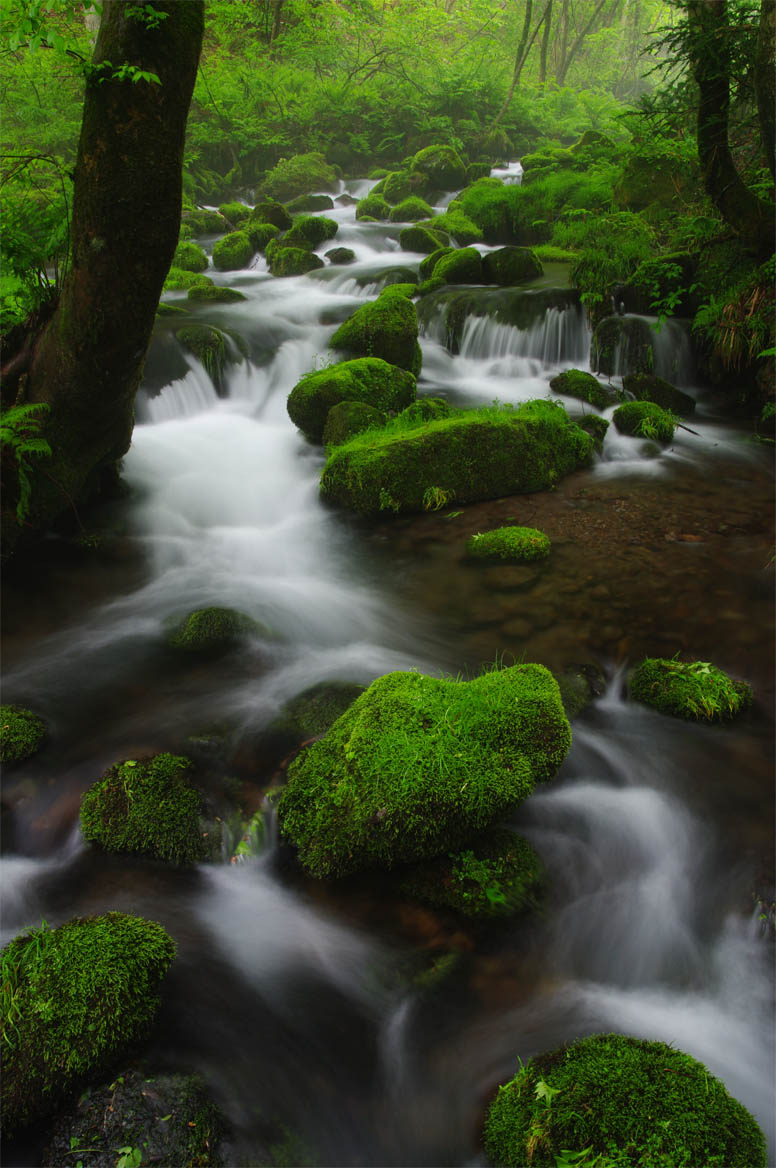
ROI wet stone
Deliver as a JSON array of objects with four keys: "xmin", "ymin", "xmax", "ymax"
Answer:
[{"xmin": 482, "ymin": 565, "xmax": 540, "ymax": 590}]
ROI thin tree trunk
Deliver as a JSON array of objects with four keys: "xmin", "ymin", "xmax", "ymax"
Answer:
[
  {"xmin": 493, "ymin": 0, "xmax": 551, "ymax": 125},
  {"xmin": 754, "ymin": 0, "xmax": 775, "ymax": 181},
  {"xmin": 556, "ymin": 0, "xmax": 612, "ymax": 84},
  {"xmin": 539, "ymin": 0, "xmax": 553, "ymax": 81}
]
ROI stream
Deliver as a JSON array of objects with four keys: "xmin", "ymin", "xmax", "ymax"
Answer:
[{"xmin": 2, "ymin": 165, "xmax": 774, "ymax": 1167}]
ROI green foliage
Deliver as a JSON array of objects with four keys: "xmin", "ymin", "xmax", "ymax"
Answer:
[
  {"xmin": 1, "ymin": 401, "xmax": 52, "ymax": 522},
  {"xmin": 613, "ymin": 401, "xmax": 675, "ymax": 442},
  {"xmin": 483, "ymin": 1033, "xmax": 767, "ymax": 1168},
  {"xmin": 1, "ymin": 913, "xmax": 176, "ymax": 1134},
  {"xmin": 288, "ymin": 357, "xmax": 416, "ymax": 443},
  {"xmin": 466, "ymin": 525, "xmax": 551, "ymax": 562},
  {"xmin": 330, "ymin": 288, "xmax": 422, "ymax": 374},
  {"xmin": 629, "ymin": 656, "xmax": 753, "ymax": 722},
  {"xmin": 0, "ymin": 703, "xmax": 46, "ymax": 763},
  {"xmin": 258, "ymin": 152, "xmax": 338, "ymax": 202},
  {"xmin": 692, "ymin": 257, "xmax": 776, "ymax": 374},
  {"xmin": 277, "ymin": 663, "xmax": 571, "ymax": 877},
  {"xmin": 551, "ymin": 212, "xmax": 655, "ymax": 314}
]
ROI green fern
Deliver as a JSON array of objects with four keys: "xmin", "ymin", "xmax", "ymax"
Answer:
[{"xmin": 0, "ymin": 403, "xmax": 52, "ymax": 523}]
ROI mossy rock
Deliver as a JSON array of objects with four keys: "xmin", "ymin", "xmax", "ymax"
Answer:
[
  {"xmin": 411, "ymin": 144, "xmax": 467, "ymax": 190},
  {"xmin": 285, "ymin": 193, "xmax": 335, "ymax": 213},
  {"xmin": 623, "ymin": 371, "xmax": 695, "ymax": 415},
  {"xmin": 80, "ymin": 753, "xmax": 215, "ymax": 864},
  {"xmin": 418, "ymin": 277, "xmax": 444, "ymax": 297},
  {"xmin": 629, "ymin": 657, "xmax": 753, "ymax": 721},
  {"xmin": 247, "ymin": 221, "xmax": 280, "ymax": 251},
  {"xmin": 382, "ymin": 169, "xmax": 429, "ymax": 205},
  {"xmin": 419, "ymin": 247, "xmax": 454, "ymax": 280},
  {"xmin": 0, "ymin": 704, "xmax": 46, "ymax": 763},
  {"xmin": 395, "ymin": 396, "xmax": 450, "ymax": 424},
  {"xmin": 355, "ymin": 265, "xmax": 419, "ymax": 290},
  {"xmin": 457, "ymin": 178, "xmax": 518, "ymax": 244},
  {"xmin": 163, "ymin": 268, "xmax": 213, "ymax": 292},
  {"xmin": 425, "ymin": 210, "xmax": 483, "ymax": 246},
  {"xmin": 389, "ymin": 196, "xmax": 435, "ymax": 222},
  {"xmin": 554, "ymin": 663, "xmax": 606, "ymax": 718},
  {"xmin": 277, "ymin": 663, "xmax": 571, "ymax": 877},
  {"xmin": 176, "ymin": 325, "xmax": 227, "ymax": 383},
  {"xmin": 42, "ymin": 1066, "xmax": 225, "ymax": 1168},
  {"xmin": 182, "ymin": 209, "xmax": 228, "ymax": 235},
  {"xmin": 591, "ymin": 314, "xmax": 654, "ymax": 376},
  {"xmin": 375, "ymin": 281, "xmax": 418, "ymax": 299},
  {"xmin": 575, "ymin": 413, "xmax": 609, "ymax": 447},
  {"xmin": 433, "ymin": 247, "xmax": 483, "ymax": 285},
  {"xmin": 613, "ymin": 400, "xmax": 675, "ymax": 442},
  {"xmin": 166, "ymin": 606, "xmax": 265, "ymax": 654},
  {"xmin": 264, "ymin": 681, "xmax": 366, "ymax": 759},
  {"xmin": 266, "ymin": 244, "xmax": 325, "ymax": 277},
  {"xmin": 467, "ymin": 525, "xmax": 551, "ymax": 562},
  {"xmin": 398, "ymin": 224, "xmax": 450, "ymax": 254},
  {"xmin": 178, "ymin": 221, "xmax": 194, "ymax": 240},
  {"xmin": 288, "ymin": 357, "xmax": 416, "ymax": 443},
  {"xmin": 1, "ymin": 914, "xmax": 176, "ymax": 1134},
  {"xmin": 211, "ymin": 230, "xmax": 254, "ymax": 272},
  {"xmin": 323, "ymin": 400, "xmax": 386, "ymax": 446},
  {"xmin": 156, "ymin": 302, "xmax": 189, "ymax": 318},
  {"xmin": 283, "ymin": 214, "xmax": 338, "ymax": 250},
  {"xmin": 326, "ymin": 246, "xmax": 356, "ymax": 265},
  {"xmin": 330, "ymin": 289, "xmax": 422, "ymax": 374},
  {"xmin": 396, "ymin": 829, "xmax": 544, "ymax": 919},
  {"xmin": 320, "ymin": 400, "xmax": 593, "ymax": 516},
  {"xmin": 482, "ymin": 246, "xmax": 542, "ymax": 286},
  {"xmin": 466, "ymin": 161, "xmax": 492, "ymax": 183},
  {"xmin": 186, "ymin": 285, "xmax": 247, "ymax": 304},
  {"xmin": 217, "ymin": 200, "xmax": 252, "ymax": 226},
  {"xmin": 549, "ymin": 369, "xmax": 612, "ymax": 410},
  {"xmin": 258, "ymin": 152, "xmax": 338, "ymax": 202},
  {"xmin": 172, "ymin": 241, "xmax": 209, "ymax": 273},
  {"xmin": 250, "ymin": 200, "xmax": 293, "ymax": 231},
  {"xmin": 482, "ymin": 1033, "xmax": 767, "ymax": 1168},
  {"xmin": 356, "ymin": 193, "xmax": 391, "ymax": 220}
]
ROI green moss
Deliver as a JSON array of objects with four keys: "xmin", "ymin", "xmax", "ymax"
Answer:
[
  {"xmin": 283, "ymin": 214, "xmax": 338, "ymax": 250},
  {"xmin": 466, "ymin": 161, "xmax": 492, "ymax": 183},
  {"xmin": 285, "ymin": 193, "xmax": 335, "ymax": 213},
  {"xmin": 0, "ymin": 704, "xmax": 46, "ymax": 763},
  {"xmin": 288, "ymin": 357, "xmax": 416, "ymax": 442},
  {"xmin": 323, "ymin": 400, "xmax": 386, "ymax": 446},
  {"xmin": 482, "ymin": 1033, "xmax": 767, "ymax": 1168},
  {"xmin": 163, "ymin": 267, "xmax": 213, "ymax": 291},
  {"xmin": 482, "ymin": 246, "xmax": 542, "ymax": 286},
  {"xmin": 433, "ymin": 247, "xmax": 484, "ymax": 285},
  {"xmin": 186, "ymin": 284, "xmax": 246, "ymax": 303},
  {"xmin": 418, "ymin": 276, "xmax": 445, "ymax": 296},
  {"xmin": 330, "ymin": 290, "xmax": 422, "ymax": 374},
  {"xmin": 378, "ymin": 282, "xmax": 418, "ymax": 300},
  {"xmin": 622, "ymin": 372, "xmax": 695, "ymax": 416},
  {"xmin": 211, "ymin": 230, "xmax": 254, "ymax": 271},
  {"xmin": 457, "ymin": 178, "xmax": 519, "ymax": 244},
  {"xmin": 178, "ymin": 221, "xmax": 195, "ymax": 240},
  {"xmin": 172, "ymin": 241, "xmax": 209, "ymax": 273},
  {"xmin": 419, "ymin": 247, "xmax": 455, "ymax": 280},
  {"xmin": 217, "ymin": 200, "xmax": 251, "ymax": 226},
  {"xmin": 156, "ymin": 302, "xmax": 189, "ymax": 318},
  {"xmin": 629, "ymin": 656, "xmax": 753, "ymax": 721},
  {"xmin": 397, "ymin": 829, "xmax": 544, "ymax": 918},
  {"xmin": 166, "ymin": 606, "xmax": 265, "ymax": 653},
  {"xmin": 247, "ymin": 220, "xmax": 280, "ymax": 251},
  {"xmin": 1, "ymin": 914, "xmax": 176, "ymax": 1134},
  {"xmin": 176, "ymin": 325, "xmax": 227, "ymax": 382},
  {"xmin": 269, "ymin": 681, "xmax": 366, "ymax": 746},
  {"xmin": 399, "ymin": 224, "xmax": 450, "ymax": 254},
  {"xmin": 395, "ymin": 396, "xmax": 450, "ymax": 424},
  {"xmin": 549, "ymin": 369, "xmax": 611, "ymax": 410},
  {"xmin": 613, "ymin": 400, "xmax": 675, "ymax": 442},
  {"xmin": 320, "ymin": 400, "xmax": 593, "ymax": 516},
  {"xmin": 425, "ymin": 209, "xmax": 483, "ymax": 246},
  {"xmin": 258, "ymin": 152, "xmax": 338, "ymax": 202},
  {"xmin": 326, "ymin": 246, "xmax": 356, "ymax": 265},
  {"xmin": 591, "ymin": 315, "xmax": 654, "ymax": 377},
  {"xmin": 277, "ymin": 663, "xmax": 571, "ymax": 877},
  {"xmin": 467, "ymin": 525, "xmax": 551, "ymax": 562},
  {"xmin": 382, "ymin": 169, "xmax": 428, "ymax": 204},
  {"xmin": 182, "ymin": 209, "xmax": 228, "ymax": 234},
  {"xmin": 388, "ymin": 196, "xmax": 435, "ymax": 222},
  {"xmin": 80, "ymin": 753, "xmax": 213, "ymax": 864},
  {"xmin": 533, "ymin": 244, "xmax": 579, "ymax": 263},
  {"xmin": 266, "ymin": 244, "xmax": 325, "ymax": 277},
  {"xmin": 575, "ymin": 413, "xmax": 609, "ymax": 447},
  {"xmin": 411, "ymin": 144, "xmax": 467, "ymax": 189},
  {"xmin": 250, "ymin": 200, "xmax": 293, "ymax": 231},
  {"xmin": 356, "ymin": 192, "xmax": 391, "ymax": 220}
]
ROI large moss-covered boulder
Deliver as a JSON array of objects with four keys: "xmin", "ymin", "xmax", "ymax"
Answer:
[
  {"xmin": 356, "ymin": 192, "xmax": 391, "ymax": 220},
  {"xmin": 433, "ymin": 247, "xmax": 484, "ymax": 285},
  {"xmin": 163, "ymin": 268, "xmax": 213, "ymax": 292},
  {"xmin": 425, "ymin": 209, "xmax": 483, "ymax": 246},
  {"xmin": 483, "ymin": 1034, "xmax": 767, "ymax": 1168},
  {"xmin": 629, "ymin": 657, "xmax": 752, "ymax": 721},
  {"xmin": 266, "ymin": 244, "xmax": 325, "ymax": 277},
  {"xmin": 330, "ymin": 288, "xmax": 422, "ymax": 374},
  {"xmin": 482, "ymin": 246, "xmax": 542, "ymax": 286},
  {"xmin": 323, "ymin": 400, "xmax": 386, "ymax": 446},
  {"xmin": 419, "ymin": 247, "xmax": 455, "ymax": 280},
  {"xmin": 258, "ymin": 152, "xmax": 338, "ymax": 202},
  {"xmin": 166, "ymin": 606, "xmax": 265, "ymax": 654},
  {"xmin": 549, "ymin": 368, "xmax": 613, "ymax": 409},
  {"xmin": 283, "ymin": 214, "xmax": 338, "ymax": 250},
  {"xmin": 172, "ymin": 241, "xmax": 209, "ymax": 273},
  {"xmin": 286, "ymin": 192, "xmax": 335, "ymax": 213},
  {"xmin": 183, "ymin": 209, "xmax": 228, "ymax": 235},
  {"xmin": 466, "ymin": 525, "xmax": 550, "ymax": 562},
  {"xmin": 397, "ymin": 829, "xmax": 544, "ymax": 919},
  {"xmin": 288, "ymin": 357, "xmax": 416, "ymax": 443},
  {"xmin": 1, "ymin": 914, "xmax": 176, "ymax": 1134},
  {"xmin": 457, "ymin": 178, "xmax": 519, "ymax": 244},
  {"xmin": 211, "ymin": 230, "xmax": 254, "ymax": 271},
  {"xmin": 623, "ymin": 371, "xmax": 695, "ymax": 415},
  {"xmin": 277, "ymin": 663, "xmax": 571, "ymax": 877},
  {"xmin": 186, "ymin": 284, "xmax": 246, "ymax": 304},
  {"xmin": 411, "ymin": 144, "xmax": 467, "ymax": 190},
  {"xmin": 320, "ymin": 400, "xmax": 593, "ymax": 516},
  {"xmin": 389, "ymin": 196, "xmax": 435, "ymax": 222},
  {"xmin": 80, "ymin": 753, "xmax": 213, "ymax": 864},
  {"xmin": 250, "ymin": 200, "xmax": 292, "ymax": 231},
  {"xmin": 0, "ymin": 704, "xmax": 46, "ymax": 763},
  {"xmin": 399, "ymin": 224, "xmax": 450, "ymax": 254},
  {"xmin": 218, "ymin": 200, "xmax": 252, "ymax": 226},
  {"xmin": 591, "ymin": 314, "xmax": 654, "ymax": 376},
  {"xmin": 247, "ymin": 220, "xmax": 280, "ymax": 251},
  {"xmin": 382, "ymin": 169, "xmax": 429, "ymax": 205},
  {"xmin": 326, "ymin": 246, "xmax": 356, "ymax": 265},
  {"xmin": 613, "ymin": 400, "xmax": 675, "ymax": 442}
]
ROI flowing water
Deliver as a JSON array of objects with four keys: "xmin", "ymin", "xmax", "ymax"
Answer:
[{"xmin": 2, "ymin": 170, "xmax": 774, "ymax": 1166}]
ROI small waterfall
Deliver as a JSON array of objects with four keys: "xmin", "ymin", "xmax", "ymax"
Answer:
[
  {"xmin": 459, "ymin": 306, "xmax": 590, "ymax": 366},
  {"xmin": 652, "ymin": 317, "xmax": 695, "ymax": 385},
  {"xmin": 491, "ymin": 160, "xmax": 523, "ymax": 185},
  {"xmin": 142, "ymin": 363, "xmax": 219, "ymax": 423}
]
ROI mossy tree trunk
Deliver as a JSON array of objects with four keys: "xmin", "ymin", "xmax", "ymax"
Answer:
[{"xmin": 22, "ymin": 0, "xmax": 204, "ymax": 535}]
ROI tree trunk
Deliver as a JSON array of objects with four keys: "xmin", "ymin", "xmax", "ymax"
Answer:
[
  {"xmin": 492, "ymin": 0, "xmax": 551, "ymax": 126},
  {"xmin": 539, "ymin": 0, "xmax": 553, "ymax": 81},
  {"xmin": 754, "ymin": 0, "xmax": 775, "ymax": 181},
  {"xmin": 23, "ymin": 0, "xmax": 204, "ymax": 533},
  {"xmin": 556, "ymin": 0, "xmax": 612, "ymax": 85}
]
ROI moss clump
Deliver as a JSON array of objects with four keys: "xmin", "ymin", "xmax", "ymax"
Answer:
[
  {"xmin": 247, "ymin": 221, "xmax": 280, "ymax": 251},
  {"xmin": 613, "ymin": 400, "xmax": 675, "ymax": 442},
  {"xmin": 576, "ymin": 413, "xmax": 609, "ymax": 447},
  {"xmin": 388, "ymin": 196, "xmax": 435, "ymax": 222},
  {"xmin": 186, "ymin": 284, "xmax": 246, "ymax": 303},
  {"xmin": 283, "ymin": 214, "xmax": 338, "ymax": 250},
  {"xmin": 1, "ymin": 914, "xmax": 176, "ymax": 1134},
  {"xmin": 267, "ymin": 681, "xmax": 366, "ymax": 751},
  {"xmin": 156, "ymin": 302, "xmax": 189, "ymax": 318},
  {"xmin": 182, "ymin": 209, "xmax": 228, "ymax": 234},
  {"xmin": 395, "ymin": 396, "xmax": 450, "ymax": 424},
  {"xmin": 411, "ymin": 144, "xmax": 467, "ymax": 189},
  {"xmin": 258, "ymin": 152, "xmax": 338, "ymax": 202},
  {"xmin": 457, "ymin": 178, "xmax": 519, "ymax": 244},
  {"xmin": 425, "ymin": 209, "xmax": 483, "ymax": 246},
  {"xmin": 217, "ymin": 200, "xmax": 251, "ymax": 226},
  {"xmin": 355, "ymin": 193, "xmax": 391, "ymax": 220},
  {"xmin": 163, "ymin": 268, "xmax": 213, "ymax": 292},
  {"xmin": 172, "ymin": 241, "xmax": 209, "ymax": 273},
  {"xmin": 399, "ymin": 224, "xmax": 450, "ymax": 254},
  {"xmin": 286, "ymin": 193, "xmax": 335, "ymax": 213},
  {"xmin": 277, "ymin": 663, "xmax": 571, "ymax": 877},
  {"xmin": 288, "ymin": 357, "xmax": 416, "ymax": 443},
  {"xmin": 211, "ymin": 230, "xmax": 254, "ymax": 272},
  {"xmin": 80, "ymin": 753, "xmax": 212, "ymax": 864},
  {"xmin": 549, "ymin": 369, "xmax": 612, "ymax": 410},
  {"xmin": 0, "ymin": 704, "xmax": 46, "ymax": 763},
  {"xmin": 467, "ymin": 525, "xmax": 551, "ymax": 562},
  {"xmin": 176, "ymin": 325, "xmax": 227, "ymax": 383},
  {"xmin": 629, "ymin": 656, "xmax": 753, "ymax": 721},
  {"xmin": 326, "ymin": 246, "xmax": 356, "ymax": 265},
  {"xmin": 433, "ymin": 247, "xmax": 484, "ymax": 285},
  {"xmin": 482, "ymin": 1033, "xmax": 767, "ymax": 1168},
  {"xmin": 321, "ymin": 400, "xmax": 593, "ymax": 516},
  {"xmin": 323, "ymin": 400, "xmax": 386, "ymax": 446},
  {"xmin": 622, "ymin": 372, "xmax": 695, "ymax": 416},
  {"xmin": 250, "ymin": 200, "xmax": 293, "ymax": 231},
  {"xmin": 591, "ymin": 314, "xmax": 654, "ymax": 376},
  {"xmin": 382, "ymin": 169, "xmax": 428, "ymax": 204},
  {"xmin": 482, "ymin": 246, "xmax": 542, "ymax": 286},
  {"xmin": 330, "ymin": 289, "xmax": 422, "ymax": 374},
  {"xmin": 266, "ymin": 244, "xmax": 325, "ymax": 277},
  {"xmin": 166, "ymin": 606, "xmax": 265, "ymax": 654},
  {"xmin": 419, "ymin": 247, "xmax": 454, "ymax": 280},
  {"xmin": 397, "ymin": 830, "xmax": 544, "ymax": 918}
]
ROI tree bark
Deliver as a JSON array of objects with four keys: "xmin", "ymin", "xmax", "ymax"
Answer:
[
  {"xmin": 23, "ymin": 0, "xmax": 204, "ymax": 531},
  {"xmin": 539, "ymin": 0, "xmax": 553, "ymax": 81},
  {"xmin": 754, "ymin": 0, "xmax": 775, "ymax": 181},
  {"xmin": 556, "ymin": 0, "xmax": 613, "ymax": 85},
  {"xmin": 492, "ymin": 0, "xmax": 551, "ymax": 126}
]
